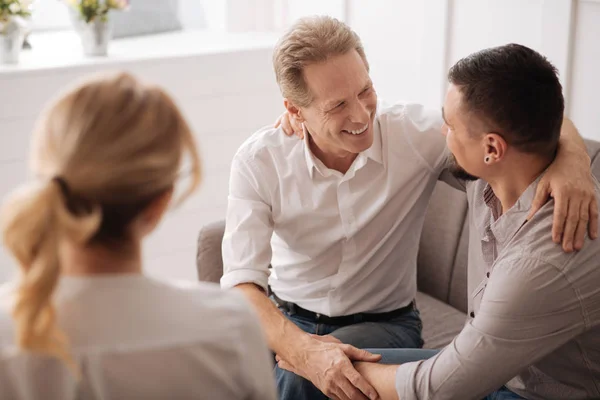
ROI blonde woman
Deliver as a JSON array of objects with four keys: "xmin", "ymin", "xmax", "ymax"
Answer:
[{"xmin": 0, "ymin": 73, "xmax": 276, "ymax": 400}]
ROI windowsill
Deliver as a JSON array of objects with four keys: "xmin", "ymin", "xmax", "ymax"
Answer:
[{"xmin": 0, "ymin": 29, "xmax": 280, "ymax": 77}]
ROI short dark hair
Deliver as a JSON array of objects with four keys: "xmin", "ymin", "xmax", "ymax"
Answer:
[{"xmin": 448, "ymin": 43, "xmax": 564, "ymax": 158}]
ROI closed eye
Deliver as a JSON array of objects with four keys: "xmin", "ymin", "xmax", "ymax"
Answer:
[
  {"xmin": 332, "ymin": 101, "xmax": 346, "ymax": 110},
  {"xmin": 359, "ymin": 86, "xmax": 372, "ymax": 96}
]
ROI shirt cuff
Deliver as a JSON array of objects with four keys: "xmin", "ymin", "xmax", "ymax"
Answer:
[
  {"xmin": 220, "ymin": 268, "xmax": 270, "ymax": 293},
  {"xmin": 395, "ymin": 361, "xmax": 420, "ymax": 400}
]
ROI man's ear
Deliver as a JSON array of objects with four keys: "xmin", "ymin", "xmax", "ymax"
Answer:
[
  {"xmin": 283, "ymin": 99, "xmax": 305, "ymax": 123},
  {"xmin": 484, "ymin": 133, "xmax": 507, "ymax": 163}
]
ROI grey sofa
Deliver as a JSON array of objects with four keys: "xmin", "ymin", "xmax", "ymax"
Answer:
[{"xmin": 196, "ymin": 139, "xmax": 600, "ymax": 349}]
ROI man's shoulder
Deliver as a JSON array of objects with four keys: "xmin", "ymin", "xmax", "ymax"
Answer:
[
  {"xmin": 376, "ymin": 101, "xmax": 442, "ymax": 131},
  {"xmin": 234, "ymin": 125, "xmax": 302, "ymax": 165},
  {"xmin": 506, "ymin": 196, "xmax": 600, "ymax": 272}
]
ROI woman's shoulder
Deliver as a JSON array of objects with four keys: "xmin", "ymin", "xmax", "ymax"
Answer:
[{"xmin": 148, "ymin": 277, "xmax": 256, "ymax": 321}]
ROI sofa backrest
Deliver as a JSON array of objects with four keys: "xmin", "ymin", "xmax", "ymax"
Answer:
[{"xmin": 417, "ymin": 139, "xmax": 600, "ymax": 313}]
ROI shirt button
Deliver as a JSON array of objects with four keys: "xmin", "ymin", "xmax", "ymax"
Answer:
[
  {"xmin": 470, "ymin": 312, "xmax": 475, "ymax": 318},
  {"xmin": 486, "ymin": 272, "xmax": 490, "ymax": 278}
]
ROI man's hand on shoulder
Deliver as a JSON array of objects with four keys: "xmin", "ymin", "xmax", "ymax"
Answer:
[
  {"xmin": 276, "ymin": 336, "xmax": 382, "ymax": 400},
  {"xmin": 274, "ymin": 112, "xmax": 304, "ymax": 139},
  {"xmin": 527, "ymin": 148, "xmax": 598, "ymax": 252}
]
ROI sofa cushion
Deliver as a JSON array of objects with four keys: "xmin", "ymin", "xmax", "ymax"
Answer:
[
  {"xmin": 196, "ymin": 221, "xmax": 226, "ymax": 284},
  {"xmin": 416, "ymin": 291, "xmax": 465, "ymax": 349},
  {"xmin": 448, "ymin": 217, "xmax": 469, "ymax": 313},
  {"xmin": 417, "ymin": 183, "xmax": 468, "ymax": 305}
]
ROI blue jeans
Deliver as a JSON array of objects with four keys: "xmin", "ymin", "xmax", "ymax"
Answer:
[
  {"xmin": 275, "ymin": 305, "xmax": 424, "ymax": 400},
  {"xmin": 373, "ymin": 349, "xmax": 525, "ymax": 400}
]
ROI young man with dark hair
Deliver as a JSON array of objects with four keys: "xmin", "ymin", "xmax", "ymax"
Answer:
[{"xmin": 346, "ymin": 43, "xmax": 600, "ymax": 400}]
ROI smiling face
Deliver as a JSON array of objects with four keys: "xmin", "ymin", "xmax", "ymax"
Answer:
[{"xmin": 295, "ymin": 50, "xmax": 378, "ymax": 161}]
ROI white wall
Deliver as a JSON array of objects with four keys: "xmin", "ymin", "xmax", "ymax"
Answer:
[
  {"xmin": 0, "ymin": 33, "xmax": 282, "ymax": 283},
  {"xmin": 2, "ymin": 1, "xmax": 599, "ymax": 284},
  {"xmin": 569, "ymin": 0, "xmax": 600, "ymax": 142},
  {"xmin": 349, "ymin": 1, "xmax": 426, "ymax": 104},
  {"xmin": 349, "ymin": 0, "xmax": 600, "ymax": 141}
]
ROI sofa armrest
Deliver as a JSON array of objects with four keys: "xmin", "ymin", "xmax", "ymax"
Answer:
[{"xmin": 196, "ymin": 220, "xmax": 226, "ymax": 283}]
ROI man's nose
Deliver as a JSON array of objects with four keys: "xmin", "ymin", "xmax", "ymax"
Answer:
[{"xmin": 349, "ymin": 100, "xmax": 370, "ymax": 125}]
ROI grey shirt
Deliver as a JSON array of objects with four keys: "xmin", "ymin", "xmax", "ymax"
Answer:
[{"xmin": 395, "ymin": 176, "xmax": 600, "ymax": 400}]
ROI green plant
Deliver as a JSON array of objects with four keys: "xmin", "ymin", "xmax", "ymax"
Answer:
[
  {"xmin": 65, "ymin": 0, "xmax": 128, "ymax": 24},
  {"xmin": 0, "ymin": 0, "xmax": 33, "ymax": 23}
]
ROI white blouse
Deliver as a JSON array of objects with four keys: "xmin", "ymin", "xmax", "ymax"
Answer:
[{"xmin": 0, "ymin": 274, "xmax": 276, "ymax": 400}]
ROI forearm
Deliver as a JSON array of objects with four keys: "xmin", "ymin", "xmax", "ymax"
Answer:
[
  {"xmin": 354, "ymin": 362, "xmax": 399, "ymax": 400},
  {"xmin": 558, "ymin": 117, "xmax": 589, "ymax": 160},
  {"xmin": 235, "ymin": 283, "xmax": 311, "ymax": 362}
]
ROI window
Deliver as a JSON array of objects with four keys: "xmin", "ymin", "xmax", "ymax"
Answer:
[
  {"xmin": 29, "ymin": 0, "xmax": 348, "ymax": 33},
  {"xmin": 30, "ymin": 0, "xmax": 71, "ymax": 31}
]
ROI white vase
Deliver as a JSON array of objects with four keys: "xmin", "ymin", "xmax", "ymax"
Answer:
[
  {"xmin": 81, "ymin": 18, "xmax": 112, "ymax": 56},
  {"xmin": 0, "ymin": 18, "xmax": 26, "ymax": 64},
  {"xmin": 70, "ymin": 10, "xmax": 113, "ymax": 57}
]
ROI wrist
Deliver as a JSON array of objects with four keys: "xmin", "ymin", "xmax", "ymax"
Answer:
[
  {"xmin": 557, "ymin": 142, "xmax": 590, "ymax": 166},
  {"xmin": 277, "ymin": 330, "xmax": 314, "ymax": 365}
]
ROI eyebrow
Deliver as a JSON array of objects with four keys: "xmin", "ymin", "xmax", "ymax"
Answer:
[
  {"xmin": 324, "ymin": 81, "xmax": 373, "ymax": 111},
  {"xmin": 441, "ymin": 107, "xmax": 453, "ymax": 127}
]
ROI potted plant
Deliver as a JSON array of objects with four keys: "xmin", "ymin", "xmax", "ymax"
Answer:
[
  {"xmin": 64, "ymin": 0, "xmax": 129, "ymax": 57},
  {"xmin": 0, "ymin": 0, "xmax": 32, "ymax": 64}
]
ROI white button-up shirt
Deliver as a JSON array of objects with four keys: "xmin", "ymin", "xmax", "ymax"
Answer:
[
  {"xmin": 0, "ymin": 275, "xmax": 276, "ymax": 400},
  {"xmin": 221, "ymin": 102, "xmax": 447, "ymax": 316}
]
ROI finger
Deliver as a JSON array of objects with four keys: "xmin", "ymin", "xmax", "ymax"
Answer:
[
  {"xmin": 590, "ymin": 198, "xmax": 599, "ymax": 240},
  {"xmin": 342, "ymin": 345, "xmax": 382, "ymax": 362},
  {"xmin": 527, "ymin": 181, "xmax": 550, "ymax": 220},
  {"xmin": 552, "ymin": 193, "xmax": 568, "ymax": 244},
  {"xmin": 344, "ymin": 366, "xmax": 379, "ymax": 400},
  {"xmin": 274, "ymin": 115, "xmax": 282, "ymax": 128},
  {"xmin": 292, "ymin": 120, "xmax": 304, "ymax": 136},
  {"xmin": 561, "ymin": 198, "xmax": 580, "ymax": 252},
  {"xmin": 277, "ymin": 359, "xmax": 296, "ymax": 374},
  {"xmin": 337, "ymin": 375, "xmax": 371, "ymax": 400},
  {"xmin": 281, "ymin": 115, "xmax": 294, "ymax": 136},
  {"xmin": 573, "ymin": 201, "xmax": 589, "ymax": 251}
]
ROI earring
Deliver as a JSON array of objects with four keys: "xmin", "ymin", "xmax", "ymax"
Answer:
[{"xmin": 484, "ymin": 156, "xmax": 490, "ymax": 163}]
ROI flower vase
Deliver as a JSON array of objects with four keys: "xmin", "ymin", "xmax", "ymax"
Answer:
[
  {"xmin": 0, "ymin": 18, "xmax": 26, "ymax": 64},
  {"xmin": 75, "ymin": 16, "xmax": 112, "ymax": 57},
  {"xmin": 81, "ymin": 17, "xmax": 111, "ymax": 57}
]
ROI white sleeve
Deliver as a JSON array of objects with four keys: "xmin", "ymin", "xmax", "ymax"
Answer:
[
  {"xmin": 396, "ymin": 103, "xmax": 448, "ymax": 174},
  {"xmin": 220, "ymin": 154, "xmax": 274, "ymax": 292},
  {"xmin": 388, "ymin": 102, "xmax": 466, "ymax": 191}
]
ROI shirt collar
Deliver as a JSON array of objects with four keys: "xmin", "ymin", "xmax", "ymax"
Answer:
[
  {"xmin": 482, "ymin": 175, "xmax": 543, "ymax": 245},
  {"xmin": 302, "ymin": 119, "xmax": 383, "ymax": 179},
  {"xmin": 363, "ymin": 118, "xmax": 383, "ymax": 166},
  {"xmin": 302, "ymin": 124, "xmax": 322, "ymax": 179}
]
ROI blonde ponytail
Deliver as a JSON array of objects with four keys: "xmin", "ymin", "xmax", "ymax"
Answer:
[
  {"xmin": 1, "ymin": 178, "xmax": 101, "ymax": 369},
  {"xmin": 1, "ymin": 71, "xmax": 202, "ymax": 371}
]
